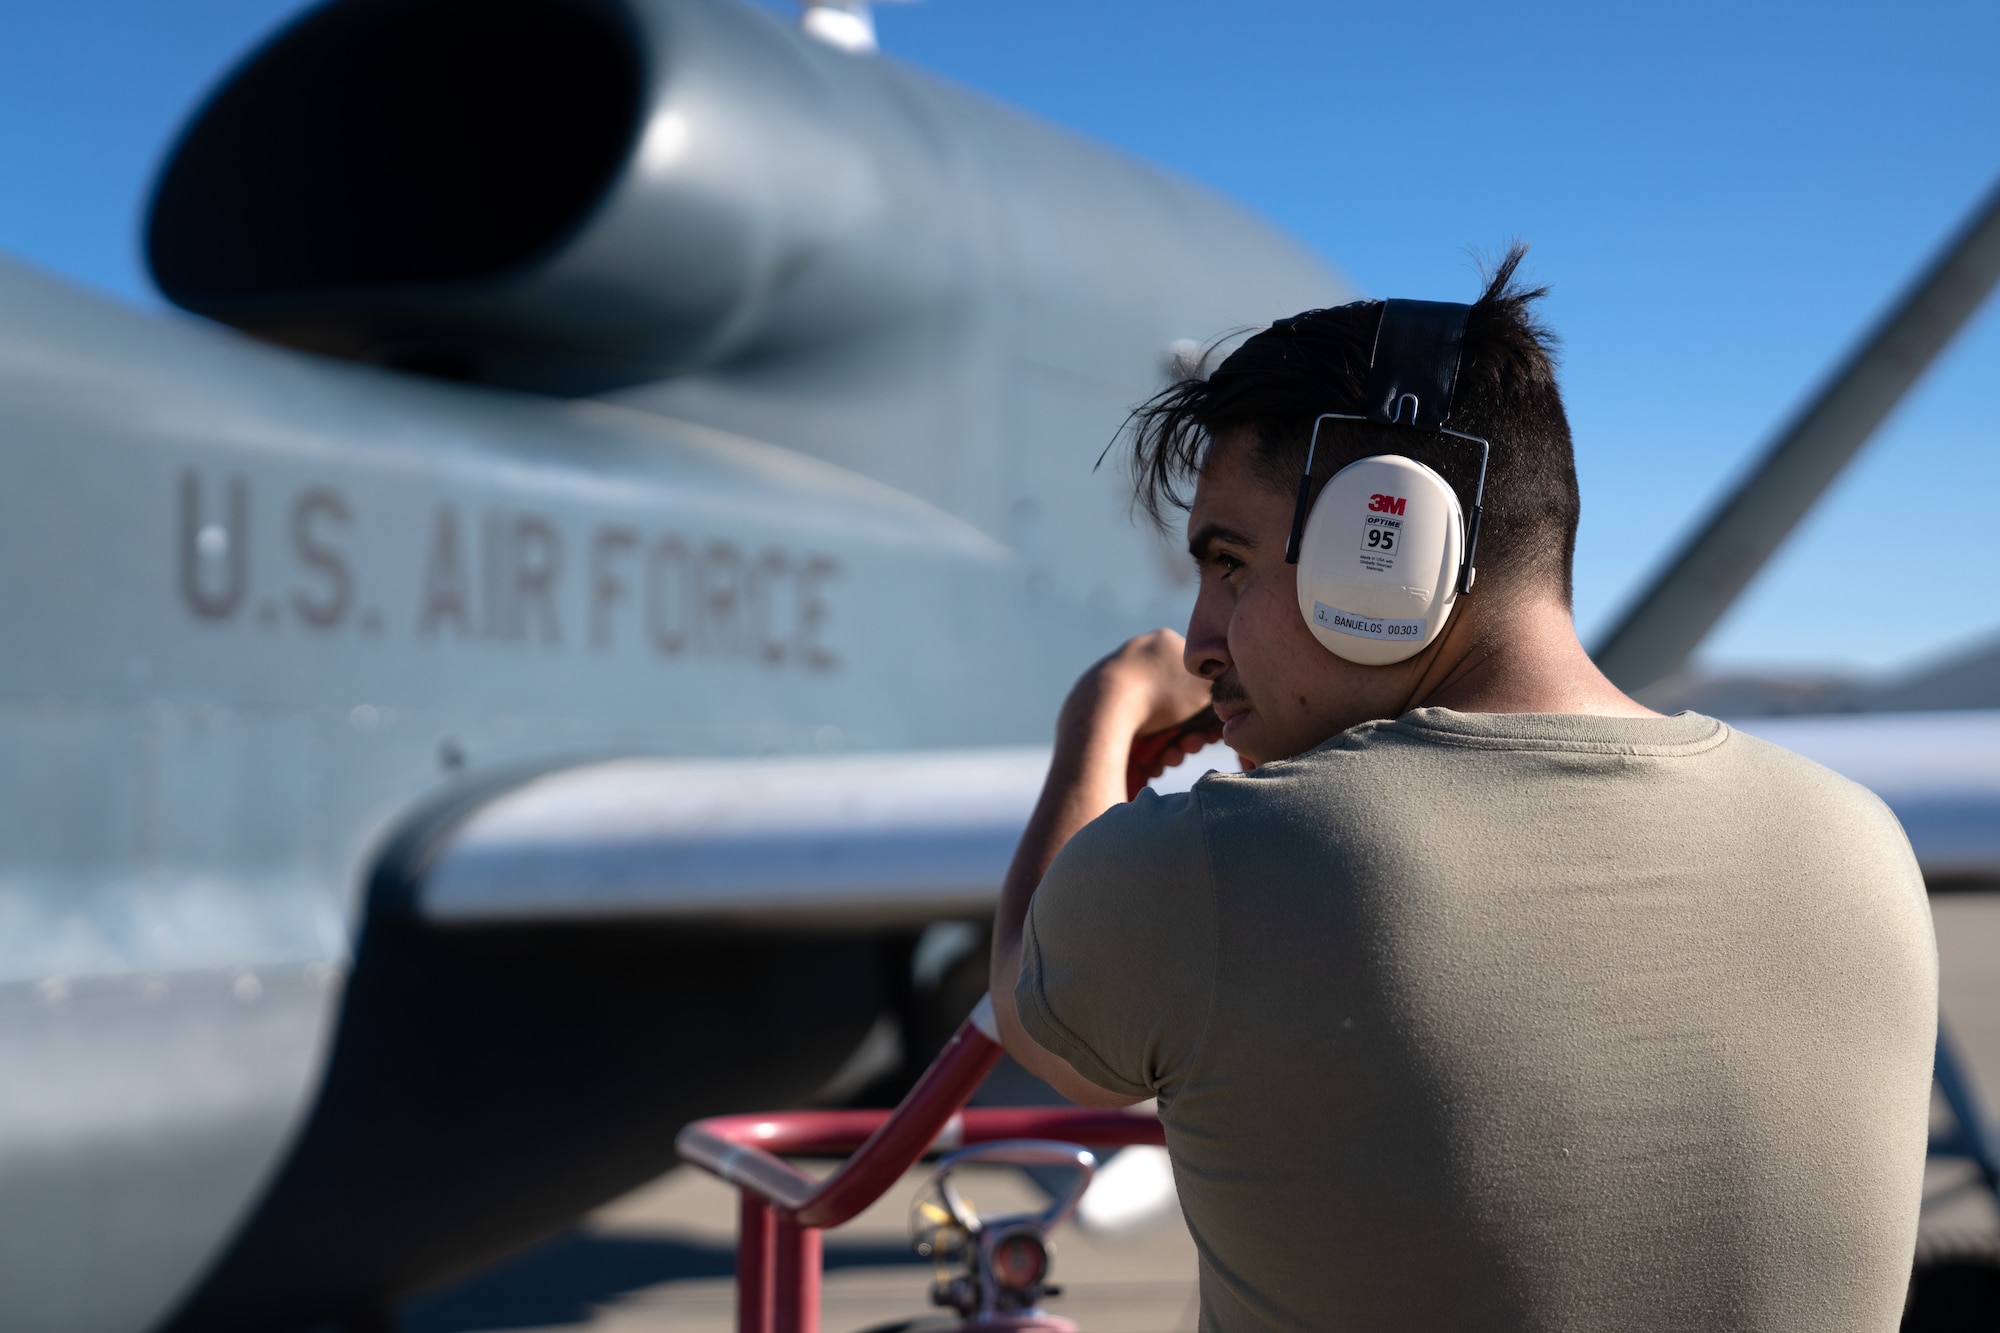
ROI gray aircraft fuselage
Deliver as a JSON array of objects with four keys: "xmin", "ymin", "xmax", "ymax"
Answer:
[{"xmin": 0, "ymin": 0, "xmax": 1345, "ymax": 1326}]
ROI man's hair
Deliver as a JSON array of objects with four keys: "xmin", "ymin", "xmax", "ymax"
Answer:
[{"xmin": 1124, "ymin": 244, "xmax": 1579, "ymax": 600}]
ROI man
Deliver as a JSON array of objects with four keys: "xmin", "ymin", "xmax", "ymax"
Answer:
[{"xmin": 989, "ymin": 249, "xmax": 1936, "ymax": 1330}]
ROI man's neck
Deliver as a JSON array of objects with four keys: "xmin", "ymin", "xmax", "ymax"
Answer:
[{"xmin": 1409, "ymin": 594, "xmax": 1660, "ymax": 719}]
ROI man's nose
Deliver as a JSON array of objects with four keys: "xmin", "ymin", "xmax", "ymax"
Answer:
[{"xmin": 1184, "ymin": 597, "xmax": 1231, "ymax": 682}]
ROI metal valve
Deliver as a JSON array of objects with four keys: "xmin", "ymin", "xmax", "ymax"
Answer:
[{"xmin": 908, "ymin": 1140, "xmax": 1096, "ymax": 1327}]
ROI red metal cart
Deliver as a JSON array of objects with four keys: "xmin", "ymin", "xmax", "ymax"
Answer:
[{"xmin": 677, "ymin": 999, "xmax": 1166, "ymax": 1333}]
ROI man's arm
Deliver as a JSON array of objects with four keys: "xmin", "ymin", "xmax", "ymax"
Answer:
[{"xmin": 988, "ymin": 629, "xmax": 1218, "ymax": 1108}]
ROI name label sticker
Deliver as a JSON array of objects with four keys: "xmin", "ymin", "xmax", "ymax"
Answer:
[{"xmin": 1313, "ymin": 602, "xmax": 1426, "ymax": 641}]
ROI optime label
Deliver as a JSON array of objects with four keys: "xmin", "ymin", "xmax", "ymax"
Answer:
[{"xmin": 1358, "ymin": 514, "xmax": 1402, "ymax": 572}]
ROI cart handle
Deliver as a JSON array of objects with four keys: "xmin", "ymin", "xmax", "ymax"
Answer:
[{"xmin": 676, "ymin": 996, "xmax": 1165, "ymax": 1229}]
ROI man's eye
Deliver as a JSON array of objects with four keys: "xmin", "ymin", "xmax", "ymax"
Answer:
[{"xmin": 1211, "ymin": 553, "xmax": 1245, "ymax": 577}]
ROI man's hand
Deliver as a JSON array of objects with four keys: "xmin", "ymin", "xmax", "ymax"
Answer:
[
  {"xmin": 1072, "ymin": 630, "xmax": 1225, "ymax": 794},
  {"xmin": 988, "ymin": 629, "xmax": 1220, "ymax": 1108},
  {"xmin": 1060, "ymin": 628, "xmax": 1217, "ymax": 747}
]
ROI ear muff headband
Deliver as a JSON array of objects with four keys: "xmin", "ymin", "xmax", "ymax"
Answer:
[
  {"xmin": 1281, "ymin": 300, "xmax": 1493, "ymax": 664},
  {"xmin": 1286, "ymin": 412, "xmax": 1490, "ymax": 596},
  {"xmin": 1284, "ymin": 300, "xmax": 1490, "ymax": 587}
]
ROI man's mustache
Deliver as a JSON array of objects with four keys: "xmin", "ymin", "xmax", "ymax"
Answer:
[{"xmin": 1210, "ymin": 672, "xmax": 1248, "ymax": 708}]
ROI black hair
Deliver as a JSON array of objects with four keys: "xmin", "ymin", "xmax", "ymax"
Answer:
[{"xmin": 1123, "ymin": 244, "xmax": 1579, "ymax": 600}]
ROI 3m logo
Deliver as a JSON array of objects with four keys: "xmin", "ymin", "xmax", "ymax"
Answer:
[{"xmin": 1368, "ymin": 494, "xmax": 1407, "ymax": 515}]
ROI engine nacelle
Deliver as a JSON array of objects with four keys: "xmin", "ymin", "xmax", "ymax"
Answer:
[{"xmin": 149, "ymin": 0, "xmax": 989, "ymax": 392}]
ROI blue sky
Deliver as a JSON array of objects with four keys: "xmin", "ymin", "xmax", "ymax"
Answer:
[{"xmin": 3, "ymin": 0, "xmax": 1997, "ymax": 678}]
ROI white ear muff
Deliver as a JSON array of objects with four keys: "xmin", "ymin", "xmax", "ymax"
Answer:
[{"xmin": 1294, "ymin": 454, "xmax": 1464, "ymax": 665}]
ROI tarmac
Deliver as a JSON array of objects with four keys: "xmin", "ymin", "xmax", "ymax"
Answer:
[
  {"xmin": 399, "ymin": 1158, "xmax": 1197, "ymax": 1333},
  {"xmin": 395, "ymin": 892, "xmax": 2000, "ymax": 1333}
]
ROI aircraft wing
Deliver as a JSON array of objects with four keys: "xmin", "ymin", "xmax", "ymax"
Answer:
[
  {"xmin": 412, "ymin": 748, "xmax": 1053, "ymax": 928},
  {"xmin": 407, "ymin": 717, "xmax": 1995, "ymax": 928},
  {"xmin": 407, "ymin": 715, "xmax": 1998, "ymax": 930},
  {"xmin": 1733, "ymin": 710, "xmax": 2000, "ymax": 882}
]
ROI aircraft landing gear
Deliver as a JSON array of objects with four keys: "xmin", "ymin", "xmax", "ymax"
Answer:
[{"xmin": 1907, "ymin": 1023, "xmax": 2000, "ymax": 1331}]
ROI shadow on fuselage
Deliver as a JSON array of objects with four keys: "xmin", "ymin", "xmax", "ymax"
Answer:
[{"xmin": 159, "ymin": 897, "xmax": 896, "ymax": 1332}]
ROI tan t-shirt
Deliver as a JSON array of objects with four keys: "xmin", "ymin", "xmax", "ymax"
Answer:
[{"xmin": 1017, "ymin": 709, "xmax": 1935, "ymax": 1332}]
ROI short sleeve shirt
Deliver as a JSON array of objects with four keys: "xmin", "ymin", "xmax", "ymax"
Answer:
[{"xmin": 1016, "ymin": 709, "xmax": 1935, "ymax": 1333}]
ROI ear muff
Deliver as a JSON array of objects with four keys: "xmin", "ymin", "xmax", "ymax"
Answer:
[
  {"xmin": 1278, "ymin": 298, "xmax": 1490, "ymax": 667},
  {"xmin": 1294, "ymin": 455, "xmax": 1464, "ymax": 665}
]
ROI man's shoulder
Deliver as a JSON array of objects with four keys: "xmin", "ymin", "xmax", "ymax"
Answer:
[
  {"xmin": 1195, "ymin": 708, "xmax": 1906, "ymax": 842},
  {"xmin": 1060, "ymin": 782, "xmax": 1214, "ymax": 868},
  {"xmin": 1032, "ymin": 785, "xmax": 1222, "ymax": 972},
  {"xmin": 1701, "ymin": 721, "xmax": 1916, "ymax": 850},
  {"xmin": 1111, "ymin": 708, "xmax": 1912, "ymax": 856}
]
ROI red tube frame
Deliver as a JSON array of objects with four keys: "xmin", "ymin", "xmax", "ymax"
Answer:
[{"xmin": 678, "ymin": 1016, "xmax": 1166, "ymax": 1333}]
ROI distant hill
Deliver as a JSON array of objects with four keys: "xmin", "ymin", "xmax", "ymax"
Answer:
[{"xmin": 1643, "ymin": 632, "xmax": 2000, "ymax": 717}]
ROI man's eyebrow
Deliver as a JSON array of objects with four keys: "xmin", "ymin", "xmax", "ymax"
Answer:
[{"xmin": 1188, "ymin": 523, "xmax": 1258, "ymax": 560}]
